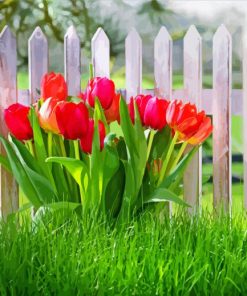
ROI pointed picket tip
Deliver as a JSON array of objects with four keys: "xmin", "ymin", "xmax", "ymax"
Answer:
[
  {"xmin": 155, "ymin": 26, "xmax": 171, "ymax": 42},
  {"xmin": 126, "ymin": 27, "xmax": 141, "ymax": 43},
  {"xmin": 184, "ymin": 25, "xmax": 201, "ymax": 42},
  {"xmin": 0, "ymin": 25, "xmax": 14, "ymax": 40},
  {"xmin": 65, "ymin": 25, "xmax": 79, "ymax": 38},
  {"xmin": 29, "ymin": 26, "xmax": 47, "ymax": 43},
  {"xmin": 92, "ymin": 27, "xmax": 109, "ymax": 43},
  {"xmin": 213, "ymin": 24, "xmax": 231, "ymax": 41}
]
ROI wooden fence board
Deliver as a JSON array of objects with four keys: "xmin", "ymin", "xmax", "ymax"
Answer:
[
  {"xmin": 64, "ymin": 25, "xmax": 81, "ymax": 96},
  {"xmin": 125, "ymin": 28, "xmax": 142, "ymax": 102},
  {"xmin": 183, "ymin": 25, "xmax": 202, "ymax": 213},
  {"xmin": 154, "ymin": 26, "xmax": 173, "ymax": 215},
  {"xmin": 154, "ymin": 26, "xmax": 172, "ymax": 99},
  {"xmin": 213, "ymin": 24, "xmax": 232, "ymax": 212},
  {"xmin": 92, "ymin": 28, "xmax": 110, "ymax": 78},
  {"xmin": 243, "ymin": 37, "xmax": 247, "ymax": 209},
  {"xmin": 28, "ymin": 26, "xmax": 48, "ymax": 103},
  {"xmin": 0, "ymin": 26, "xmax": 18, "ymax": 218}
]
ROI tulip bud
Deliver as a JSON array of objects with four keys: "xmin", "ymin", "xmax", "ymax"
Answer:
[
  {"xmin": 104, "ymin": 93, "xmax": 121, "ymax": 124},
  {"xmin": 80, "ymin": 119, "xmax": 106, "ymax": 154},
  {"xmin": 4, "ymin": 103, "xmax": 33, "ymax": 141},
  {"xmin": 128, "ymin": 94, "xmax": 152, "ymax": 125},
  {"xmin": 38, "ymin": 97, "xmax": 61, "ymax": 134},
  {"xmin": 144, "ymin": 97, "xmax": 169, "ymax": 130},
  {"xmin": 56, "ymin": 102, "xmax": 89, "ymax": 140},
  {"xmin": 85, "ymin": 77, "xmax": 116, "ymax": 109},
  {"xmin": 41, "ymin": 72, "xmax": 68, "ymax": 101}
]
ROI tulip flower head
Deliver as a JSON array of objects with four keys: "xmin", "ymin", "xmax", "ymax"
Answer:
[
  {"xmin": 128, "ymin": 94, "xmax": 152, "ymax": 125},
  {"xmin": 80, "ymin": 119, "xmax": 106, "ymax": 154},
  {"xmin": 41, "ymin": 72, "xmax": 68, "ymax": 101},
  {"xmin": 104, "ymin": 93, "xmax": 121, "ymax": 124},
  {"xmin": 56, "ymin": 102, "xmax": 89, "ymax": 140},
  {"xmin": 144, "ymin": 97, "xmax": 169, "ymax": 130},
  {"xmin": 166, "ymin": 100, "xmax": 212, "ymax": 144},
  {"xmin": 38, "ymin": 97, "xmax": 61, "ymax": 134},
  {"xmin": 85, "ymin": 77, "xmax": 116, "ymax": 109},
  {"xmin": 4, "ymin": 103, "xmax": 33, "ymax": 141}
]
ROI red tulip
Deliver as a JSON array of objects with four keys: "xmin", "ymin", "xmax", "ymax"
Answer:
[
  {"xmin": 80, "ymin": 119, "xmax": 106, "ymax": 154},
  {"xmin": 38, "ymin": 97, "xmax": 60, "ymax": 134},
  {"xmin": 128, "ymin": 94, "xmax": 152, "ymax": 125},
  {"xmin": 187, "ymin": 117, "xmax": 213, "ymax": 145},
  {"xmin": 104, "ymin": 93, "xmax": 121, "ymax": 124},
  {"xmin": 85, "ymin": 77, "xmax": 116, "ymax": 109},
  {"xmin": 144, "ymin": 97, "xmax": 169, "ymax": 130},
  {"xmin": 4, "ymin": 103, "xmax": 33, "ymax": 141},
  {"xmin": 166, "ymin": 100, "xmax": 212, "ymax": 144},
  {"xmin": 41, "ymin": 72, "xmax": 68, "ymax": 101},
  {"xmin": 55, "ymin": 102, "xmax": 89, "ymax": 140}
]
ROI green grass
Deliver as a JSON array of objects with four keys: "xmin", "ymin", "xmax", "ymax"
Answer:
[{"xmin": 0, "ymin": 211, "xmax": 247, "ymax": 295}]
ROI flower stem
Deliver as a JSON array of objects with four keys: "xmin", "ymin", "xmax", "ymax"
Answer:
[
  {"xmin": 147, "ymin": 129, "xmax": 156, "ymax": 161},
  {"xmin": 158, "ymin": 131, "xmax": 179, "ymax": 186},
  {"xmin": 26, "ymin": 140, "xmax": 35, "ymax": 157},
  {"xmin": 73, "ymin": 140, "xmax": 80, "ymax": 160},
  {"xmin": 170, "ymin": 141, "xmax": 188, "ymax": 172},
  {"xmin": 48, "ymin": 132, "xmax": 53, "ymax": 157},
  {"xmin": 73, "ymin": 140, "xmax": 85, "ymax": 205},
  {"xmin": 59, "ymin": 136, "xmax": 67, "ymax": 157}
]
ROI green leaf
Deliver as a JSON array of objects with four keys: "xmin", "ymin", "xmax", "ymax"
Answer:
[
  {"xmin": 30, "ymin": 107, "xmax": 47, "ymax": 166},
  {"xmin": 9, "ymin": 135, "xmax": 42, "ymax": 174},
  {"xmin": 9, "ymin": 135, "xmax": 58, "ymax": 204},
  {"xmin": 145, "ymin": 188, "xmax": 190, "ymax": 207},
  {"xmin": 90, "ymin": 112, "xmax": 103, "ymax": 208},
  {"xmin": 119, "ymin": 98, "xmax": 139, "ymax": 158},
  {"xmin": 46, "ymin": 157, "xmax": 88, "ymax": 187},
  {"xmin": 0, "ymin": 154, "xmax": 12, "ymax": 173},
  {"xmin": 30, "ymin": 107, "xmax": 56, "ymax": 190},
  {"xmin": 22, "ymin": 166, "xmax": 58, "ymax": 204},
  {"xmin": 150, "ymin": 125, "xmax": 171, "ymax": 160},
  {"xmin": 44, "ymin": 201, "xmax": 81, "ymax": 211},
  {"xmin": 160, "ymin": 146, "xmax": 198, "ymax": 190},
  {"xmin": 0, "ymin": 136, "xmax": 42, "ymax": 208},
  {"xmin": 94, "ymin": 98, "xmax": 110, "ymax": 134},
  {"xmin": 101, "ymin": 144, "xmax": 120, "ymax": 213},
  {"xmin": 105, "ymin": 161, "xmax": 125, "ymax": 217}
]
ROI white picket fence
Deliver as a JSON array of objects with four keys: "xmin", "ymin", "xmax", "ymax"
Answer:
[{"xmin": 0, "ymin": 24, "xmax": 244, "ymax": 217}]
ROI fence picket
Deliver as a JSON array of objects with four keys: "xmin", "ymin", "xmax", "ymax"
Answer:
[
  {"xmin": 183, "ymin": 25, "xmax": 202, "ymax": 213},
  {"xmin": 154, "ymin": 26, "xmax": 173, "ymax": 215},
  {"xmin": 154, "ymin": 26, "xmax": 172, "ymax": 98},
  {"xmin": 0, "ymin": 26, "xmax": 18, "ymax": 218},
  {"xmin": 64, "ymin": 25, "xmax": 81, "ymax": 96},
  {"xmin": 243, "ymin": 35, "xmax": 247, "ymax": 209},
  {"xmin": 28, "ymin": 26, "xmax": 48, "ymax": 103},
  {"xmin": 213, "ymin": 24, "xmax": 232, "ymax": 212},
  {"xmin": 125, "ymin": 28, "xmax": 142, "ymax": 102},
  {"xmin": 92, "ymin": 28, "xmax": 110, "ymax": 78}
]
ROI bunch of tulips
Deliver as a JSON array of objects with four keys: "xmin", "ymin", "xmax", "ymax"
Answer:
[{"xmin": 1, "ymin": 71, "xmax": 212, "ymax": 220}]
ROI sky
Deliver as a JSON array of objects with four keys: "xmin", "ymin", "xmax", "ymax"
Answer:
[{"xmin": 169, "ymin": 1, "xmax": 247, "ymax": 20}]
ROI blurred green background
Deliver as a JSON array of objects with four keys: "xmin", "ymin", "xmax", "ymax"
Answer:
[{"xmin": 1, "ymin": 0, "xmax": 245, "ymax": 212}]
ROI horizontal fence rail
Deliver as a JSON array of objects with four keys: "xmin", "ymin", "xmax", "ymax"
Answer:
[{"xmin": 0, "ymin": 24, "xmax": 245, "ymax": 217}]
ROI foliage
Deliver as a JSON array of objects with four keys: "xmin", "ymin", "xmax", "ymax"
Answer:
[
  {"xmin": 0, "ymin": 0, "xmax": 176, "ymax": 68},
  {"xmin": 0, "ymin": 71, "xmax": 214, "ymax": 221}
]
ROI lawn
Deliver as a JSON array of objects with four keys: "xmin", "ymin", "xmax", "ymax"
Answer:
[
  {"xmin": 17, "ymin": 72, "xmax": 244, "ymax": 213},
  {"xmin": 0, "ymin": 211, "xmax": 246, "ymax": 295}
]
